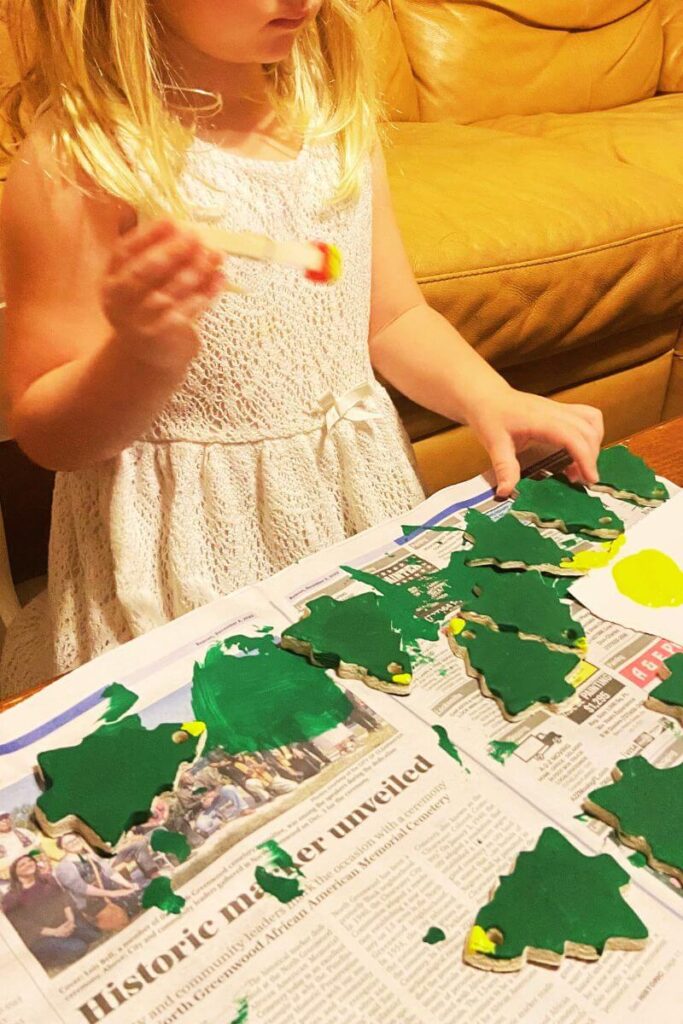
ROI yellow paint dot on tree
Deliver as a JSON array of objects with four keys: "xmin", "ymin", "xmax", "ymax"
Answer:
[{"xmin": 612, "ymin": 550, "xmax": 683, "ymax": 608}]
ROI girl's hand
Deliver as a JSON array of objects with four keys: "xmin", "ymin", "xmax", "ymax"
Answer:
[
  {"xmin": 102, "ymin": 220, "xmax": 225, "ymax": 372},
  {"xmin": 468, "ymin": 388, "xmax": 604, "ymax": 498}
]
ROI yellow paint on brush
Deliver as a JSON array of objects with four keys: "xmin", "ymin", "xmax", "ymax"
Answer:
[
  {"xmin": 392, "ymin": 673, "xmax": 412, "ymax": 686},
  {"xmin": 560, "ymin": 534, "xmax": 625, "ymax": 572},
  {"xmin": 466, "ymin": 925, "xmax": 497, "ymax": 955},
  {"xmin": 180, "ymin": 721, "xmax": 206, "ymax": 737},
  {"xmin": 613, "ymin": 550, "xmax": 683, "ymax": 608}
]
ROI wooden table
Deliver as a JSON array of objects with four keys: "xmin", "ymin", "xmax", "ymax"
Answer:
[
  {"xmin": 623, "ymin": 415, "xmax": 683, "ymax": 487},
  {"xmin": 1, "ymin": 415, "xmax": 682, "ymax": 713}
]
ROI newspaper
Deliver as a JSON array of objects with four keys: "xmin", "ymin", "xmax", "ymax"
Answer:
[{"xmin": 1, "ymin": 466, "xmax": 682, "ymax": 1024}]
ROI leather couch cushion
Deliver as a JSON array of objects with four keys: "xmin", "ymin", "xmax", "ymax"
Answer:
[
  {"xmin": 479, "ymin": 94, "xmax": 683, "ymax": 183},
  {"xmin": 384, "ymin": 119, "xmax": 683, "ymax": 373},
  {"xmin": 389, "ymin": 0, "xmax": 662, "ymax": 123},
  {"xmin": 660, "ymin": 0, "xmax": 683, "ymax": 92}
]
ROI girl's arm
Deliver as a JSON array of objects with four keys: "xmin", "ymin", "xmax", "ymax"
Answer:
[
  {"xmin": 367, "ymin": 144, "xmax": 603, "ymax": 497},
  {"xmin": 1, "ymin": 127, "xmax": 223, "ymax": 471}
]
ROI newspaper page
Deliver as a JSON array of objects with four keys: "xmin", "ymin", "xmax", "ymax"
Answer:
[{"xmin": 1, "ymin": 469, "xmax": 682, "ymax": 1023}]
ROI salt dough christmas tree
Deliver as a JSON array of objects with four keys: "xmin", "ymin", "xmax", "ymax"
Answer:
[
  {"xmin": 645, "ymin": 653, "xmax": 683, "ymax": 722},
  {"xmin": 511, "ymin": 477, "xmax": 624, "ymax": 538},
  {"xmin": 280, "ymin": 592, "xmax": 413, "ymax": 694},
  {"xmin": 594, "ymin": 445, "xmax": 669, "ymax": 507},
  {"xmin": 584, "ymin": 757, "xmax": 683, "ymax": 883},
  {"xmin": 463, "ymin": 509, "xmax": 581, "ymax": 576},
  {"xmin": 454, "ymin": 563, "xmax": 586, "ymax": 651},
  {"xmin": 464, "ymin": 827, "xmax": 648, "ymax": 971},
  {"xmin": 35, "ymin": 716, "xmax": 205, "ymax": 852},
  {"xmin": 340, "ymin": 564, "xmax": 442, "ymax": 647},
  {"xmin": 191, "ymin": 633, "xmax": 353, "ymax": 753},
  {"xmin": 448, "ymin": 619, "xmax": 580, "ymax": 719}
]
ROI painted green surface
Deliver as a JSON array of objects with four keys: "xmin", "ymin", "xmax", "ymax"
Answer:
[
  {"xmin": 612, "ymin": 550, "xmax": 683, "ymax": 608},
  {"xmin": 512, "ymin": 477, "xmax": 624, "ymax": 537},
  {"xmin": 36, "ymin": 716, "xmax": 202, "ymax": 846},
  {"xmin": 628, "ymin": 851, "xmax": 648, "ymax": 868},
  {"xmin": 472, "ymin": 828, "xmax": 647, "ymax": 961},
  {"xmin": 432, "ymin": 724, "xmax": 467, "ymax": 771},
  {"xmin": 340, "ymin": 565, "xmax": 440, "ymax": 648},
  {"xmin": 650, "ymin": 653, "xmax": 683, "ymax": 709},
  {"xmin": 453, "ymin": 622, "xmax": 580, "ymax": 717},
  {"xmin": 401, "ymin": 524, "xmax": 463, "ymax": 535},
  {"xmin": 423, "ymin": 927, "xmax": 446, "ymax": 944},
  {"xmin": 255, "ymin": 865, "xmax": 303, "ymax": 903},
  {"xmin": 150, "ymin": 828, "xmax": 191, "ymax": 863},
  {"xmin": 597, "ymin": 446, "xmax": 669, "ymax": 504},
  {"xmin": 99, "ymin": 683, "xmax": 138, "ymax": 723},
  {"xmin": 464, "ymin": 509, "xmax": 569, "ymax": 570},
  {"xmin": 587, "ymin": 757, "xmax": 683, "ymax": 872},
  {"xmin": 488, "ymin": 740, "xmax": 519, "ymax": 764},
  {"xmin": 191, "ymin": 634, "xmax": 352, "ymax": 754},
  {"xmin": 258, "ymin": 840, "xmax": 303, "ymax": 876},
  {"xmin": 459, "ymin": 566, "xmax": 585, "ymax": 649},
  {"xmin": 281, "ymin": 592, "xmax": 411, "ymax": 682},
  {"xmin": 141, "ymin": 876, "xmax": 185, "ymax": 915},
  {"xmin": 230, "ymin": 998, "xmax": 249, "ymax": 1024}
]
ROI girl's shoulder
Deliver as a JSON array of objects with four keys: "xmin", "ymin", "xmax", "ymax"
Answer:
[{"xmin": 1, "ymin": 116, "xmax": 133, "ymax": 248}]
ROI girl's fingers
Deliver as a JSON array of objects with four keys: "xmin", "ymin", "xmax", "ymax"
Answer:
[
  {"xmin": 482, "ymin": 429, "xmax": 521, "ymax": 499},
  {"xmin": 162, "ymin": 252, "xmax": 223, "ymax": 302},
  {"xmin": 109, "ymin": 220, "xmax": 176, "ymax": 274}
]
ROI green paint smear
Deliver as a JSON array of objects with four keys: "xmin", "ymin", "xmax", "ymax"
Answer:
[
  {"xmin": 191, "ymin": 634, "xmax": 352, "ymax": 754},
  {"xmin": 587, "ymin": 757, "xmax": 683, "ymax": 873},
  {"xmin": 473, "ymin": 828, "xmax": 647, "ymax": 961},
  {"xmin": 574, "ymin": 813, "xmax": 590, "ymax": 823},
  {"xmin": 258, "ymin": 839, "xmax": 303, "ymax": 876},
  {"xmin": 151, "ymin": 828, "xmax": 191, "ymax": 863},
  {"xmin": 401, "ymin": 523, "xmax": 463, "ymax": 535},
  {"xmin": 340, "ymin": 565, "xmax": 440, "ymax": 649},
  {"xmin": 512, "ymin": 477, "xmax": 624, "ymax": 538},
  {"xmin": 628, "ymin": 851, "xmax": 648, "ymax": 868},
  {"xmin": 613, "ymin": 550, "xmax": 683, "ymax": 608},
  {"xmin": 99, "ymin": 682, "xmax": 138, "ymax": 723},
  {"xmin": 597, "ymin": 446, "xmax": 669, "ymax": 505},
  {"xmin": 433, "ymin": 724, "xmax": 468, "ymax": 772},
  {"xmin": 453, "ymin": 622, "xmax": 580, "ymax": 717},
  {"xmin": 141, "ymin": 876, "xmax": 185, "ymax": 915},
  {"xmin": 463, "ymin": 508, "xmax": 571, "ymax": 572},
  {"xmin": 650, "ymin": 653, "xmax": 683, "ymax": 709},
  {"xmin": 423, "ymin": 926, "xmax": 446, "ymax": 944},
  {"xmin": 230, "ymin": 998, "xmax": 249, "ymax": 1024},
  {"xmin": 281, "ymin": 592, "xmax": 411, "ymax": 684},
  {"xmin": 255, "ymin": 865, "xmax": 303, "ymax": 903},
  {"xmin": 256, "ymin": 625, "xmax": 274, "ymax": 634},
  {"xmin": 37, "ymin": 716, "xmax": 202, "ymax": 847},
  {"xmin": 488, "ymin": 740, "xmax": 519, "ymax": 764}
]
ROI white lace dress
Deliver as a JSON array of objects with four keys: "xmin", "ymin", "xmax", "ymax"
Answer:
[{"xmin": 0, "ymin": 136, "xmax": 425, "ymax": 698}]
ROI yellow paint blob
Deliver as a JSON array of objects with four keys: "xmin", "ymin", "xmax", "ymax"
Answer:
[
  {"xmin": 181, "ymin": 720, "xmax": 206, "ymax": 737},
  {"xmin": 449, "ymin": 617, "xmax": 467, "ymax": 636},
  {"xmin": 561, "ymin": 534, "xmax": 625, "ymax": 572},
  {"xmin": 612, "ymin": 550, "xmax": 683, "ymax": 608},
  {"xmin": 568, "ymin": 660, "xmax": 598, "ymax": 689},
  {"xmin": 392, "ymin": 673, "xmax": 412, "ymax": 685},
  {"xmin": 466, "ymin": 925, "xmax": 497, "ymax": 955}
]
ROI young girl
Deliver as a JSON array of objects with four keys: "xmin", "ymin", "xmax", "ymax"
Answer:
[{"xmin": 0, "ymin": 0, "xmax": 603, "ymax": 697}]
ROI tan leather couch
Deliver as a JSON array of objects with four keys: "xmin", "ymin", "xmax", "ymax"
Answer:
[{"xmin": 369, "ymin": 0, "xmax": 683, "ymax": 492}]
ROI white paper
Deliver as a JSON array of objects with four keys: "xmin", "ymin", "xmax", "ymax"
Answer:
[{"xmin": 571, "ymin": 491, "xmax": 683, "ymax": 645}]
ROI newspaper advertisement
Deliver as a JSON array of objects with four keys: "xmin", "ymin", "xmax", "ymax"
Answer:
[{"xmin": 1, "ymin": 468, "xmax": 682, "ymax": 1023}]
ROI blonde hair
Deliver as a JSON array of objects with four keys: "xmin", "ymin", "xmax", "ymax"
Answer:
[{"xmin": 0, "ymin": 0, "xmax": 381, "ymax": 215}]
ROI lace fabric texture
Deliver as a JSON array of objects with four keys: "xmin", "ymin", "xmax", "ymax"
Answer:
[{"xmin": 0, "ymin": 138, "xmax": 425, "ymax": 698}]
